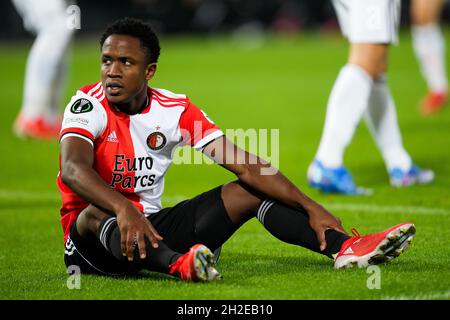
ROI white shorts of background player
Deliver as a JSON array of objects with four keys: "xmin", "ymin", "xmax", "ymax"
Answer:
[{"xmin": 333, "ymin": 0, "xmax": 401, "ymax": 44}]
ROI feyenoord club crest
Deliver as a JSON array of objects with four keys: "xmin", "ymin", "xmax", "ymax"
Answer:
[{"xmin": 147, "ymin": 131, "xmax": 166, "ymax": 150}]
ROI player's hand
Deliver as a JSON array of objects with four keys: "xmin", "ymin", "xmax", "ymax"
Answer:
[
  {"xmin": 307, "ymin": 204, "xmax": 347, "ymax": 251},
  {"xmin": 116, "ymin": 202, "xmax": 163, "ymax": 261}
]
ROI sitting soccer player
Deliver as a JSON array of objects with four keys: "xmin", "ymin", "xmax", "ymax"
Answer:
[{"xmin": 59, "ymin": 18, "xmax": 415, "ymax": 282}]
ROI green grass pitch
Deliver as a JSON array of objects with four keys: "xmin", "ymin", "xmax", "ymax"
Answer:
[{"xmin": 0, "ymin": 30, "xmax": 449, "ymax": 300}]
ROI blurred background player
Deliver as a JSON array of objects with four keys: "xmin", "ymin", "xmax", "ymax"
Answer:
[
  {"xmin": 12, "ymin": 0, "xmax": 75, "ymax": 139},
  {"xmin": 411, "ymin": 0, "xmax": 449, "ymax": 115},
  {"xmin": 307, "ymin": 0, "xmax": 434, "ymax": 195}
]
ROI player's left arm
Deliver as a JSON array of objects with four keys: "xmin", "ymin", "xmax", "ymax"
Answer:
[{"xmin": 202, "ymin": 136, "xmax": 347, "ymax": 251}]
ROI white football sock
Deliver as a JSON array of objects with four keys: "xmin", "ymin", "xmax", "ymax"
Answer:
[
  {"xmin": 364, "ymin": 75, "xmax": 412, "ymax": 172},
  {"xmin": 20, "ymin": 16, "xmax": 73, "ymax": 121},
  {"xmin": 315, "ymin": 64, "xmax": 373, "ymax": 168},
  {"xmin": 412, "ymin": 23, "xmax": 448, "ymax": 93}
]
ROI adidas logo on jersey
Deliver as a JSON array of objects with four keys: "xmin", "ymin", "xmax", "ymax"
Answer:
[{"xmin": 107, "ymin": 131, "xmax": 119, "ymax": 143}]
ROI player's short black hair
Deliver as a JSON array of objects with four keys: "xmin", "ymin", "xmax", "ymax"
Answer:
[{"xmin": 100, "ymin": 17, "xmax": 160, "ymax": 64}]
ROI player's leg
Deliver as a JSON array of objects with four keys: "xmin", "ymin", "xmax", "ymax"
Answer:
[
  {"xmin": 70, "ymin": 205, "xmax": 184, "ymax": 276},
  {"xmin": 192, "ymin": 182, "xmax": 350, "ymax": 259},
  {"xmin": 411, "ymin": 0, "xmax": 448, "ymax": 114},
  {"xmin": 12, "ymin": 0, "xmax": 74, "ymax": 139},
  {"xmin": 222, "ymin": 182, "xmax": 415, "ymax": 268},
  {"xmin": 308, "ymin": 44, "xmax": 388, "ymax": 195},
  {"xmin": 64, "ymin": 207, "xmax": 136, "ymax": 276},
  {"xmin": 364, "ymin": 74, "xmax": 412, "ymax": 173},
  {"xmin": 77, "ymin": 204, "xmax": 221, "ymax": 282},
  {"xmin": 308, "ymin": 0, "xmax": 399, "ymax": 195},
  {"xmin": 214, "ymin": 181, "xmax": 415, "ymax": 268},
  {"xmin": 150, "ymin": 183, "xmax": 348, "ymax": 261},
  {"xmin": 364, "ymin": 74, "xmax": 435, "ymax": 186},
  {"xmin": 314, "ymin": 43, "xmax": 388, "ymax": 167},
  {"xmin": 49, "ymin": 52, "xmax": 70, "ymax": 123}
]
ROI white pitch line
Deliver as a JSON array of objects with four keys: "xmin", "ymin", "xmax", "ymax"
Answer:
[
  {"xmin": 0, "ymin": 190, "xmax": 449, "ymax": 215},
  {"xmin": 382, "ymin": 290, "xmax": 450, "ymax": 300}
]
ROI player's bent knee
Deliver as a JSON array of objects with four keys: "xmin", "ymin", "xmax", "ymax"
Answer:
[
  {"xmin": 221, "ymin": 181, "xmax": 262, "ymax": 224},
  {"xmin": 77, "ymin": 205, "xmax": 111, "ymax": 237},
  {"xmin": 348, "ymin": 44, "xmax": 388, "ymax": 79},
  {"xmin": 411, "ymin": 0, "xmax": 443, "ymax": 25}
]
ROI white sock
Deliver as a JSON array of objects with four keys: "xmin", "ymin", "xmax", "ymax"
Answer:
[
  {"xmin": 315, "ymin": 64, "xmax": 373, "ymax": 168},
  {"xmin": 20, "ymin": 16, "xmax": 73, "ymax": 121},
  {"xmin": 364, "ymin": 75, "xmax": 412, "ymax": 172},
  {"xmin": 412, "ymin": 23, "xmax": 448, "ymax": 93}
]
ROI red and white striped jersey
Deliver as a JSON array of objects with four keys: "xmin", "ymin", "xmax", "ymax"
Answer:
[{"xmin": 57, "ymin": 82, "xmax": 223, "ymax": 242}]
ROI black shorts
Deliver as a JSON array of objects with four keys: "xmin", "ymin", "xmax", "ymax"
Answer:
[{"xmin": 64, "ymin": 185, "xmax": 235, "ymax": 276}]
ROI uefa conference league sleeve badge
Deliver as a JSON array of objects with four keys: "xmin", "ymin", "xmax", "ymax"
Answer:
[{"xmin": 70, "ymin": 99, "xmax": 94, "ymax": 114}]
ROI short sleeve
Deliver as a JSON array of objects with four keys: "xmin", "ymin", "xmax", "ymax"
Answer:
[
  {"xmin": 59, "ymin": 91, "xmax": 107, "ymax": 145},
  {"xmin": 178, "ymin": 101, "xmax": 223, "ymax": 151}
]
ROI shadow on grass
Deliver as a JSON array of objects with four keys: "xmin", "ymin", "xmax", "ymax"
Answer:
[
  {"xmin": 117, "ymin": 253, "xmax": 328, "ymax": 279},
  {"xmin": 76, "ymin": 252, "xmax": 332, "ymax": 284},
  {"xmin": 220, "ymin": 252, "xmax": 332, "ymax": 272},
  {"xmin": 74, "ymin": 250, "xmax": 444, "ymax": 285},
  {"xmin": 83, "ymin": 270, "xmax": 176, "ymax": 282}
]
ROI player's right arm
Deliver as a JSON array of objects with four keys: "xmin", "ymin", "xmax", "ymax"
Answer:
[{"xmin": 59, "ymin": 92, "xmax": 162, "ymax": 261}]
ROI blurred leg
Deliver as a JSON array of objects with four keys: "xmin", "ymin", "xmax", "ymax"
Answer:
[
  {"xmin": 315, "ymin": 44, "xmax": 387, "ymax": 168},
  {"xmin": 20, "ymin": 3, "xmax": 74, "ymax": 120},
  {"xmin": 364, "ymin": 74, "xmax": 434, "ymax": 186},
  {"xmin": 364, "ymin": 75, "xmax": 412, "ymax": 172},
  {"xmin": 12, "ymin": 0, "xmax": 74, "ymax": 138},
  {"xmin": 411, "ymin": 0, "xmax": 448, "ymax": 113},
  {"xmin": 411, "ymin": 0, "xmax": 445, "ymax": 25}
]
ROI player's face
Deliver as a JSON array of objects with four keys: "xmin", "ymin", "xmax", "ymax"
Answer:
[{"xmin": 101, "ymin": 34, "xmax": 156, "ymax": 106}]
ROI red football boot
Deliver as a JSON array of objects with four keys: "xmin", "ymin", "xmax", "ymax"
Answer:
[
  {"xmin": 420, "ymin": 91, "xmax": 448, "ymax": 115},
  {"xmin": 334, "ymin": 223, "xmax": 416, "ymax": 269},
  {"xmin": 169, "ymin": 244, "xmax": 222, "ymax": 282},
  {"xmin": 14, "ymin": 115, "xmax": 62, "ymax": 140}
]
